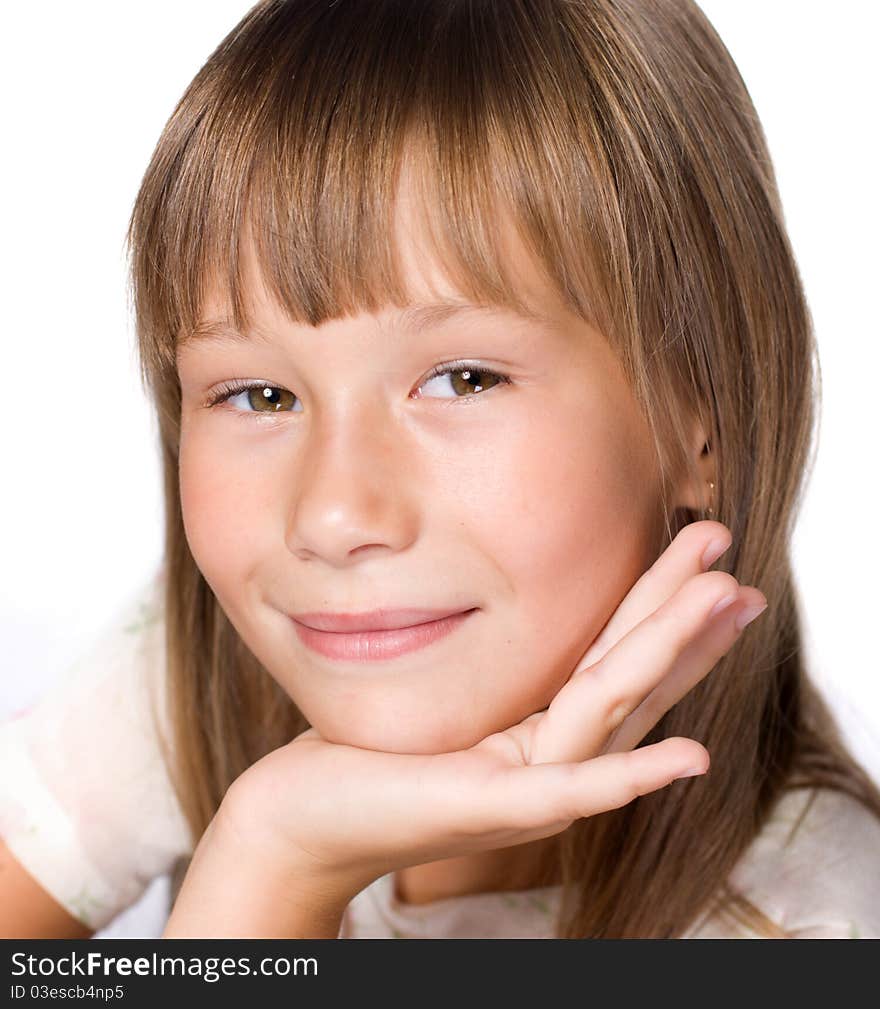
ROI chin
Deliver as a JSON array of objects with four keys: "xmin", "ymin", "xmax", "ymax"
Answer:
[{"xmin": 312, "ymin": 711, "xmax": 489, "ymax": 755}]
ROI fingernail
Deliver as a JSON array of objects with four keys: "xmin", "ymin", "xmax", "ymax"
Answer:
[
  {"xmin": 701, "ymin": 537, "xmax": 731, "ymax": 571},
  {"xmin": 675, "ymin": 766, "xmax": 707, "ymax": 780},
  {"xmin": 734, "ymin": 601, "xmax": 768, "ymax": 631},
  {"xmin": 708, "ymin": 592, "xmax": 738, "ymax": 619}
]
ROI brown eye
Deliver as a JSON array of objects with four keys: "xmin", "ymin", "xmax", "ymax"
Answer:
[
  {"xmin": 208, "ymin": 382, "xmax": 302, "ymax": 414},
  {"xmin": 244, "ymin": 385, "xmax": 298, "ymax": 412},
  {"xmin": 449, "ymin": 368, "xmax": 503, "ymax": 395},
  {"xmin": 419, "ymin": 363, "xmax": 511, "ymax": 399}
]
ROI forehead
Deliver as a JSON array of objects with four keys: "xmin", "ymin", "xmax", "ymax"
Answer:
[
  {"xmin": 183, "ymin": 198, "xmax": 566, "ymax": 348},
  {"xmin": 179, "ymin": 299, "xmax": 559, "ymax": 350},
  {"xmin": 179, "ymin": 149, "xmax": 570, "ymax": 345}
]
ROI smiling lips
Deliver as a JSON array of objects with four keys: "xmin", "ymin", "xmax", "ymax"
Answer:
[{"xmin": 289, "ymin": 607, "xmax": 478, "ymax": 661}]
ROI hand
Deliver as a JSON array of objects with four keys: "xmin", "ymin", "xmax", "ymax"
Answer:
[{"xmin": 219, "ymin": 520, "xmax": 766, "ymax": 902}]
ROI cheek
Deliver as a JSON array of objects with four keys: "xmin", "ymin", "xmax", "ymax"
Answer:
[
  {"xmin": 178, "ymin": 429, "xmax": 269, "ymax": 587},
  {"xmin": 463, "ymin": 400, "xmax": 660, "ymax": 689}
]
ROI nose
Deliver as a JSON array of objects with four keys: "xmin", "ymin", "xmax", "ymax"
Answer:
[{"xmin": 285, "ymin": 404, "xmax": 420, "ymax": 566}]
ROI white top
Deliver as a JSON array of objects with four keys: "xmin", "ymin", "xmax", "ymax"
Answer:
[{"xmin": 2, "ymin": 571, "xmax": 879, "ymax": 938}]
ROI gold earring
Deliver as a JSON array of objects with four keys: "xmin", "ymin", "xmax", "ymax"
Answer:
[{"xmin": 706, "ymin": 480, "xmax": 716, "ymax": 517}]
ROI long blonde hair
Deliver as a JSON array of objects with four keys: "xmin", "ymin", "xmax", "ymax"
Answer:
[{"xmin": 125, "ymin": 0, "xmax": 880, "ymax": 937}]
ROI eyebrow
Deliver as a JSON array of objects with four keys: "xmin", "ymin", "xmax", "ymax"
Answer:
[{"xmin": 178, "ymin": 301, "xmax": 553, "ymax": 348}]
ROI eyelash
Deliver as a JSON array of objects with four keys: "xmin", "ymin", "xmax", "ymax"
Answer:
[{"xmin": 203, "ymin": 361, "xmax": 513, "ymax": 414}]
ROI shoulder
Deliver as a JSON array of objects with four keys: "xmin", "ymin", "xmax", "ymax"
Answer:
[
  {"xmin": 727, "ymin": 786, "xmax": 880, "ymax": 938},
  {"xmin": 0, "ymin": 567, "xmax": 191, "ymax": 931}
]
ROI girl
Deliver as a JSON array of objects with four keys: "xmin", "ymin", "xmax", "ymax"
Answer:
[{"xmin": 2, "ymin": 0, "xmax": 880, "ymax": 939}]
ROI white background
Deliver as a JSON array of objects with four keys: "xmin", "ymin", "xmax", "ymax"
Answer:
[{"xmin": 1, "ymin": 2, "xmax": 877, "ymax": 938}]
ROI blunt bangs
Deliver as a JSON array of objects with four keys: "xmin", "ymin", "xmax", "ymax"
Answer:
[{"xmin": 129, "ymin": 0, "xmax": 617, "ymax": 376}]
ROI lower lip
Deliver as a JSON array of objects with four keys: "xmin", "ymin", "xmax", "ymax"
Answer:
[{"xmin": 291, "ymin": 610, "xmax": 477, "ymax": 662}]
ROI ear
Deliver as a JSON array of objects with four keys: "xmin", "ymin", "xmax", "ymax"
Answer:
[{"xmin": 672, "ymin": 415, "xmax": 716, "ymax": 514}]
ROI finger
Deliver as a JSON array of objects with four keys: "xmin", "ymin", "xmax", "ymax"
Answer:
[
  {"xmin": 573, "ymin": 520, "xmax": 733, "ymax": 675},
  {"xmin": 477, "ymin": 737, "xmax": 709, "ymax": 837},
  {"xmin": 529, "ymin": 570, "xmax": 745, "ymax": 765},
  {"xmin": 602, "ymin": 585, "xmax": 768, "ymax": 754},
  {"xmin": 326, "ymin": 738, "xmax": 706, "ymax": 870}
]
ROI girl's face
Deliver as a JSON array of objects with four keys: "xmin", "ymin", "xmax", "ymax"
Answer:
[{"xmin": 176, "ymin": 190, "xmax": 669, "ymax": 754}]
